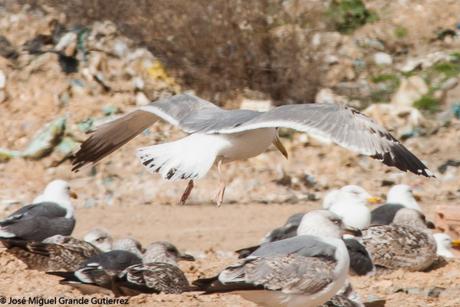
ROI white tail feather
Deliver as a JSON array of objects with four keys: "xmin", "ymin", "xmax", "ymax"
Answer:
[
  {"xmin": 136, "ymin": 134, "xmax": 223, "ymax": 181},
  {"xmin": 0, "ymin": 228, "xmax": 15, "ymax": 238}
]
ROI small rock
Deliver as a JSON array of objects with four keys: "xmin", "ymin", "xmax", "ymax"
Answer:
[
  {"xmin": 136, "ymin": 92, "xmax": 150, "ymax": 106},
  {"xmin": 113, "ymin": 40, "xmax": 128, "ymax": 58},
  {"xmin": 22, "ymin": 117, "xmax": 66, "ymax": 160},
  {"xmin": 240, "ymin": 98, "xmax": 273, "ymax": 112},
  {"xmin": 392, "ymin": 76, "xmax": 429, "ymax": 107},
  {"xmin": 441, "ymin": 77, "xmax": 458, "ymax": 91},
  {"xmin": 0, "ymin": 70, "xmax": 5, "ymax": 89},
  {"xmin": 315, "ymin": 88, "xmax": 349, "ymax": 105},
  {"xmin": 324, "ymin": 54, "xmax": 339, "ymax": 65},
  {"xmin": 55, "ymin": 32, "xmax": 77, "ymax": 56},
  {"xmin": 399, "ymin": 51, "xmax": 451, "ymax": 72},
  {"xmin": 132, "ymin": 77, "xmax": 145, "ymax": 90},
  {"xmin": 373, "ymin": 52, "xmax": 393, "ymax": 65}
]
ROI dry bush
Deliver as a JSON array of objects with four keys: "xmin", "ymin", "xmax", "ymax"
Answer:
[{"xmin": 22, "ymin": 0, "xmax": 327, "ymax": 105}]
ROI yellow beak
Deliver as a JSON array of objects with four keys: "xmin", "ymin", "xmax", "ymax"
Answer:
[
  {"xmin": 367, "ymin": 196, "xmax": 382, "ymax": 204},
  {"xmin": 273, "ymin": 134, "xmax": 288, "ymax": 159},
  {"xmin": 70, "ymin": 191, "xmax": 78, "ymax": 199},
  {"xmin": 452, "ymin": 239, "xmax": 460, "ymax": 248}
]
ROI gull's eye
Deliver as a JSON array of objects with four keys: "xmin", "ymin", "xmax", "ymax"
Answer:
[{"xmin": 331, "ymin": 219, "xmax": 341, "ymax": 225}]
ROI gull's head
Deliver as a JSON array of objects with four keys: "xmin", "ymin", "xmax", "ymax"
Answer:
[
  {"xmin": 40, "ymin": 180, "xmax": 76, "ymax": 217},
  {"xmin": 297, "ymin": 210, "xmax": 358, "ymax": 238},
  {"xmin": 112, "ymin": 238, "xmax": 144, "ymax": 258},
  {"xmin": 142, "ymin": 241, "xmax": 195, "ymax": 265},
  {"xmin": 393, "ymin": 208, "xmax": 432, "ymax": 230},
  {"xmin": 84, "ymin": 228, "xmax": 113, "ymax": 252},
  {"xmin": 387, "ymin": 184, "xmax": 421, "ymax": 211},
  {"xmin": 43, "ymin": 234, "xmax": 68, "ymax": 244},
  {"xmin": 433, "ymin": 233, "xmax": 456, "ymax": 259},
  {"xmin": 338, "ymin": 185, "xmax": 381, "ymax": 206}
]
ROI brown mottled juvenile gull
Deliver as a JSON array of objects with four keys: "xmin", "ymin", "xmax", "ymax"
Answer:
[
  {"xmin": 48, "ymin": 250, "xmax": 143, "ymax": 296},
  {"xmin": 72, "ymin": 93, "xmax": 433, "ymax": 205},
  {"xmin": 193, "ymin": 210, "xmax": 351, "ymax": 307},
  {"xmin": 48, "ymin": 242, "xmax": 194, "ymax": 296},
  {"xmin": 362, "ymin": 208, "xmax": 437, "ymax": 271},
  {"xmin": 0, "ymin": 180, "xmax": 77, "ymax": 241},
  {"xmin": 142, "ymin": 241, "xmax": 195, "ymax": 265},
  {"xmin": 1, "ymin": 235, "xmax": 100, "ymax": 271}
]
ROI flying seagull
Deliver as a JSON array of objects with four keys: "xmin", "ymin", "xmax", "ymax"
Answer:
[
  {"xmin": 72, "ymin": 93, "xmax": 433, "ymax": 205},
  {"xmin": 194, "ymin": 210, "xmax": 352, "ymax": 306},
  {"xmin": 0, "ymin": 180, "xmax": 77, "ymax": 241}
]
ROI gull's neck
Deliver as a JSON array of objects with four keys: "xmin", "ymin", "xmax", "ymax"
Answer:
[
  {"xmin": 387, "ymin": 193, "xmax": 421, "ymax": 211},
  {"xmin": 42, "ymin": 192, "xmax": 74, "ymax": 218}
]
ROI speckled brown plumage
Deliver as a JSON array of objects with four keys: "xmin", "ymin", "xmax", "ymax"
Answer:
[
  {"xmin": 362, "ymin": 224, "xmax": 436, "ymax": 271},
  {"xmin": 124, "ymin": 262, "xmax": 190, "ymax": 294}
]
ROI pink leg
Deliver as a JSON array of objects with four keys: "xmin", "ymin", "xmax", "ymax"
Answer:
[
  {"xmin": 179, "ymin": 180, "xmax": 194, "ymax": 205},
  {"xmin": 215, "ymin": 160, "xmax": 226, "ymax": 207}
]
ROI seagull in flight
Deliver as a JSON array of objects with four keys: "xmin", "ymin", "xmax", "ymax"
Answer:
[{"xmin": 72, "ymin": 94, "xmax": 433, "ymax": 205}]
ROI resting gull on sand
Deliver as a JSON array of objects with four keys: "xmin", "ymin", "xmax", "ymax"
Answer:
[
  {"xmin": 49, "ymin": 242, "xmax": 194, "ymax": 296},
  {"xmin": 142, "ymin": 241, "xmax": 195, "ymax": 264},
  {"xmin": 362, "ymin": 208, "xmax": 437, "ymax": 271},
  {"xmin": 238, "ymin": 201, "xmax": 375, "ymax": 276},
  {"xmin": 370, "ymin": 184, "xmax": 424, "ymax": 226},
  {"xmin": 0, "ymin": 180, "xmax": 77, "ymax": 241},
  {"xmin": 71, "ymin": 93, "xmax": 433, "ymax": 205},
  {"xmin": 194, "ymin": 210, "xmax": 353, "ymax": 307},
  {"xmin": 1, "ymin": 234, "xmax": 100, "ymax": 271}
]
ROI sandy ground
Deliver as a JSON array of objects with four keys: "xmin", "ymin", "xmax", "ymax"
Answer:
[{"xmin": 1, "ymin": 203, "xmax": 460, "ymax": 307}]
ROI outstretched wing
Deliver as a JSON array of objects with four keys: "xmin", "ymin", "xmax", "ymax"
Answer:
[
  {"xmin": 71, "ymin": 93, "xmax": 221, "ymax": 171},
  {"xmin": 204, "ymin": 103, "xmax": 433, "ymax": 177}
]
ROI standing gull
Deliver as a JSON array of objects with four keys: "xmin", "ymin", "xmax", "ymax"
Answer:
[
  {"xmin": 0, "ymin": 180, "xmax": 77, "ymax": 241},
  {"xmin": 194, "ymin": 210, "xmax": 352, "ymax": 307},
  {"xmin": 72, "ymin": 93, "xmax": 433, "ymax": 205},
  {"xmin": 370, "ymin": 184, "xmax": 426, "ymax": 226},
  {"xmin": 362, "ymin": 208, "xmax": 437, "ymax": 271}
]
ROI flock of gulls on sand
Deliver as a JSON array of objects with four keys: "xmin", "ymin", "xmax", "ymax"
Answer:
[{"xmin": 1, "ymin": 93, "xmax": 459, "ymax": 306}]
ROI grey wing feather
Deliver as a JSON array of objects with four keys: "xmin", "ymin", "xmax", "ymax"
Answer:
[
  {"xmin": 205, "ymin": 103, "xmax": 433, "ymax": 177},
  {"xmin": 251, "ymin": 235, "xmax": 336, "ymax": 259},
  {"xmin": 261, "ymin": 212, "xmax": 304, "ymax": 243},
  {"xmin": 1, "ymin": 203, "xmax": 67, "ymax": 225},
  {"xmin": 220, "ymin": 254, "xmax": 335, "ymax": 294},
  {"xmin": 71, "ymin": 93, "xmax": 221, "ymax": 171},
  {"xmin": 0, "ymin": 204, "xmax": 75, "ymax": 241}
]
